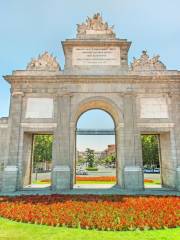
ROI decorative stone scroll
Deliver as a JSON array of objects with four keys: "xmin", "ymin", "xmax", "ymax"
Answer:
[
  {"xmin": 26, "ymin": 52, "xmax": 60, "ymax": 71},
  {"xmin": 131, "ymin": 50, "xmax": 166, "ymax": 71},
  {"xmin": 77, "ymin": 13, "xmax": 115, "ymax": 39}
]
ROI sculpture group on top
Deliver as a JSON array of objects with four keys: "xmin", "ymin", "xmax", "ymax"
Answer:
[
  {"xmin": 26, "ymin": 50, "xmax": 167, "ymax": 73},
  {"xmin": 27, "ymin": 52, "xmax": 60, "ymax": 71},
  {"xmin": 131, "ymin": 50, "xmax": 166, "ymax": 71},
  {"xmin": 25, "ymin": 14, "xmax": 167, "ymax": 73},
  {"xmin": 77, "ymin": 13, "xmax": 115, "ymax": 38}
]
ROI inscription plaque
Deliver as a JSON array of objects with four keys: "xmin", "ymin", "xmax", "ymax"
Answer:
[
  {"xmin": 25, "ymin": 98, "xmax": 54, "ymax": 118},
  {"xmin": 140, "ymin": 97, "xmax": 169, "ymax": 119},
  {"xmin": 72, "ymin": 47, "xmax": 120, "ymax": 66}
]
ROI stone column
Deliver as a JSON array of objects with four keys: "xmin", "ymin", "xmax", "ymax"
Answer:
[
  {"xmin": 0, "ymin": 122, "xmax": 8, "ymax": 191},
  {"xmin": 52, "ymin": 94, "xmax": 71, "ymax": 190},
  {"xmin": 123, "ymin": 93, "xmax": 143, "ymax": 190},
  {"xmin": 2, "ymin": 92, "xmax": 24, "ymax": 192},
  {"xmin": 171, "ymin": 94, "xmax": 180, "ymax": 191},
  {"xmin": 116, "ymin": 123, "xmax": 125, "ymax": 187},
  {"xmin": 160, "ymin": 130, "xmax": 177, "ymax": 189},
  {"xmin": 69, "ymin": 122, "xmax": 76, "ymax": 188}
]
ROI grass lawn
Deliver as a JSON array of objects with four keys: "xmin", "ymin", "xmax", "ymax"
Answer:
[
  {"xmin": 32, "ymin": 180, "xmax": 50, "ymax": 184},
  {"xmin": 0, "ymin": 218, "xmax": 179, "ymax": 240}
]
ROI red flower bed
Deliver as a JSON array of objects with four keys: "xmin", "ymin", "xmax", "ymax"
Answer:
[
  {"xmin": 76, "ymin": 176, "xmax": 116, "ymax": 181},
  {"xmin": 144, "ymin": 179, "xmax": 154, "ymax": 183},
  {"xmin": 40, "ymin": 179, "xmax": 50, "ymax": 183},
  {"xmin": 76, "ymin": 177, "xmax": 155, "ymax": 183},
  {"xmin": 0, "ymin": 195, "xmax": 179, "ymax": 231}
]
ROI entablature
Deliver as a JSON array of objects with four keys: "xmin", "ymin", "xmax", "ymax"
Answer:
[{"xmin": 4, "ymin": 72, "xmax": 180, "ymax": 85}]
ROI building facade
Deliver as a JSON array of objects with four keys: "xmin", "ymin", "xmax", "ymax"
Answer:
[{"xmin": 0, "ymin": 13, "xmax": 180, "ymax": 192}]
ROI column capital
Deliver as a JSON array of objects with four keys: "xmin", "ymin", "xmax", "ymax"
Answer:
[
  {"xmin": 116, "ymin": 123, "xmax": 124, "ymax": 130},
  {"xmin": 12, "ymin": 91, "xmax": 24, "ymax": 97}
]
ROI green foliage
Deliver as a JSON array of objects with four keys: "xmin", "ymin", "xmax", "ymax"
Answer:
[
  {"xmin": 141, "ymin": 135, "xmax": 160, "ymax": 167},
  {"xmin": 86, "ymin": 167, "xmax": 98, "ymax": 171},
  {"xmin": 103, "ymin": 154, "xmax": 116, "ymax": 166},
  {"xmin": 33, "ymin": 135, "xmax": 53, "ymax": 166},
  {"xmin": 85, "ymin": 148, "xmax": 95, "ymax": 168},
  {"xmin": 77, "ymin": 158, "xmax": 86, "ymax": 165}
]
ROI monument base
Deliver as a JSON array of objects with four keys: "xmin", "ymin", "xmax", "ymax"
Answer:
[
  {"xmin": 52, "ymin": 165, "xmax": 71, "ymax": 190},
  {"xmin": 2, "ymin": 166, "xmax": 18, "ymax": 192},
  {"xmin": 176, "ymin": 167, "xmax": 180, "ymax": 191},
  {"xmin": 124, "ymin": 166, "xmax": 144, "ymax": 190}
]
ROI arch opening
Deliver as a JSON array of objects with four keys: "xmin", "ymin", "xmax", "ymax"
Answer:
[{"xmin": 74, "ymin": 109, "xmax": 117, "ymax": 188}]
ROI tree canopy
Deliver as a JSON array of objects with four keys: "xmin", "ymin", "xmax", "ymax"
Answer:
[
  {"xmin": 32, "ymin": 134, "xmax": 160, "ymax": 169},
  {"xmin": 85, "ymin": 148, "xmax": 95, "ymax": 168},
  {"xmin": 141, "ymin": 135, "xmax": 160, "ymax": 167},
  {"xmin": 33, "ymin": 135, "xmax": 53, "ymax": 166}
]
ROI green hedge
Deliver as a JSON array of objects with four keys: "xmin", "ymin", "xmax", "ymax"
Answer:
[{"xmin": 86, "ymin": 167, "xmax": 98, "ymax": 171}]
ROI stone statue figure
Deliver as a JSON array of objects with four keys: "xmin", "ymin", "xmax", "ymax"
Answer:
[
  {"xmin": 27, "ymin": 52, "xmax": 60, "ymax": 71},
  {"xmin": 76, "ymin": 12, "xmax": 115, "ymax": 38},
  {"xmin": 131, "ymin": 50, "xmax": 166, "ymax": 71}
]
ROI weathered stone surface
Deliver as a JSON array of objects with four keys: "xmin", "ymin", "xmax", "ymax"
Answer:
[
  {"xmin": 0, "ymin": 118, "xmax": 8, "ymax": 190},
  {"xmin": 2, "ymin": 166, "xmax": 18, "ymax": 192},
  {"xmin": 52, "ymin": 166, "xmax": 71, "ymax": 190},
  {"xmin": 72, "ymin": 47, "xmax": 120, "ymax": 66},
  {"xmin": 176, "ymin": 167, "xmax": 180, "ymax": 191},
  {"xmin": 131, "ymin": 50, "xmax": 166, "ymax": 72},
  {"xmin": 25, "ymin": 98, "xmax": 54, "ymax": 118},
  {"xmin": 27, "ymin": 52, "xmax": 60, "ymax": 71},
  {"xmin": 140, "ymin": 97, "xmax": 169, "ymax": 118},
  {"xmin": 77, "ymin": 13, "xmax": 115, "ymax": 39},
  {"xmin": 124, "ymin": 166, "xmax": 144, "ymax": 190}
]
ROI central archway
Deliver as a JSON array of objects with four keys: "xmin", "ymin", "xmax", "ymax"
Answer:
[
  {"xmin": 76, "ymin": 109, "xmax": 116, "ymax": 186},
  {"xmin": 70, "ymin": 97, "xmax": 124, "ymax": 188}
]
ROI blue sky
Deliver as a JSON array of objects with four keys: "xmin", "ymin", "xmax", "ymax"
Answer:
[
  {"xmin": 0, "ymin": 0, "xmax": 180, "ymax": 150},
  {"xmin": 77, "ymin": 110, "xmax": 115, "ymax": 151}
]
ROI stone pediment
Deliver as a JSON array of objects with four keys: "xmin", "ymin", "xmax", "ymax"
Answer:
[
  {"xmin": 130, "ymin": 50, "xmax": 166, "ymax": 72},
  {"xmin": 77, "ymin": 13, "xmax": 115, "ymax": 39},
  {"xmin": 26, "ymin": 52, "xmax": 60, "ymax": 71}
]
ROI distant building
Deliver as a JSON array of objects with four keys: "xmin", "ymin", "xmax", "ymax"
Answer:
[
  {"xmin": 101, "ymin": 144, "xmax": 116, "ymax": 158},
  {"xmin": 107, "ymin": 144, "xmax": 116, "ymax": 155}
]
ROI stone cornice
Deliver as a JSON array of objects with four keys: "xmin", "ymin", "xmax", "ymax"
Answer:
[
  {"xmin": 62, "ymin": 39, "xmax": 131, "ymax": 55},
  {"xmin": 62, "ymin": 38, "xmax": 131, "ymax": 45},
  {"xmin": 62, "ymin": 39, "xmax": 131, "ymax": 60},
  {"xmin": 4, "ymin": 73, "xmax": 180, "ymax": 84}
]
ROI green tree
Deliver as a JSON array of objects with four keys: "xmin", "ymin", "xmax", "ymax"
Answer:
[
  {"xmin": 141, "ymin": 135, "xmax": 159, "ymax": 167},
  {"xmin": 85, "ymin": 148, "xmax": 95, "ymax": 168},
  {"xmin": 77, "ymin": 157, "xmax": 86, "ymax": 165},
  {"xmin": 33, "ymin": 135, "xmax": 53, "ymax": 168},
  {"xmin": 103, "ymin": 154, "xmax": 116, "ymax": 166}
]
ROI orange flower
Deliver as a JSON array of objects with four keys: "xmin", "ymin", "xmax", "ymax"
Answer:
[
  {"xmin": 0, "ymin": 195, "xmax": 179, "ymax": 231},
  {"xmin": 76, "ymin": 176, "xmax": 116, "ymax": 181}
]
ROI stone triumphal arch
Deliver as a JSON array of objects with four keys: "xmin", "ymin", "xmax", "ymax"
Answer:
[
  {"xmin": 0, "ymin": 13, "xmax": 180, "ymax": 192},
  {"xmin": 72, "ymin": 97, "xmax": 122, "ymax": 186}
]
